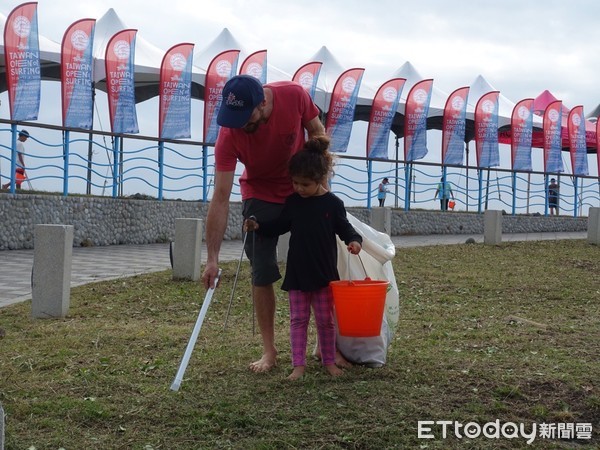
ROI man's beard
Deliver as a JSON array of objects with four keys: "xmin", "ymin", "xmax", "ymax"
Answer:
[{"xmin": 242, "ymin": 122, "xmax": 260, "ymax": 134}]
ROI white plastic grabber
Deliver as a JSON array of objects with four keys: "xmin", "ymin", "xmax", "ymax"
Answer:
[{"xmin": 170, "ymin": 268, "xmax": 222, "ymax": 391}]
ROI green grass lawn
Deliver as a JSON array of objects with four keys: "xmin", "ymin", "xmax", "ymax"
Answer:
[{"xmin": 0, "ymin": 240, "xmax": 598, "ymax": 449}]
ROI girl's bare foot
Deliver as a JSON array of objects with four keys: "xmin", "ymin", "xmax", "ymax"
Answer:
[
  {"xmin": 287, "ymin": 366, "xmax": 305, "ymax": 381},
  {"xmin": 326, "ymin": 364, "xmax": 343, "ymax": 377}
]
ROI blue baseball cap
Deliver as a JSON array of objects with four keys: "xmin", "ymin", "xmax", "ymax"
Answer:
[{"xmin": 217, "ymin": 75, "xmax": 264, "ymax": 128}]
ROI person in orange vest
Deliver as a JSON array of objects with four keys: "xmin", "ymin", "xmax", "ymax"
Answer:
[{"xmin": 2, "ymin": 130, "xmax": 29, "ymax": 190}]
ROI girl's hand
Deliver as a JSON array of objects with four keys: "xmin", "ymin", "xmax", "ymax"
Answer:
[
  {"xmin": 347, "ymin": 241, "xmax": 362, "ymax": 255},
  {"xmin": 243, "ymin": 218, "xmax": 259, "ymax": 232}
]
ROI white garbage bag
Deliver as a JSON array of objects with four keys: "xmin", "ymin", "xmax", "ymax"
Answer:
[{"xmin": 335, "ymin": 213, "xmax": 400, "ymax": 367}]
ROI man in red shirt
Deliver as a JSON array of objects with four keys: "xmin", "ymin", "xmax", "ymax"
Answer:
[{"xmin": 202, "ymin": 75, "xmax": 325, "ymax": 373}]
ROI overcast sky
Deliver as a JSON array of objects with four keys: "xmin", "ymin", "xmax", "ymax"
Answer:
[{"xmin": 3, "ymin": 0, "xmax": 600, "ymax": 115}]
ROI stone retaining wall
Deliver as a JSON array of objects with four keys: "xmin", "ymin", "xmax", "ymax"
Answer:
[{"xmin": 0, "ymin": 194, "xmax": 588, "ymax": 250}]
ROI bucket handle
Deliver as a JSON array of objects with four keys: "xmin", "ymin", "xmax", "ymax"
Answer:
[{"xmin": 347, "ymin": 252, "xmax": 370, "ymax": 283}]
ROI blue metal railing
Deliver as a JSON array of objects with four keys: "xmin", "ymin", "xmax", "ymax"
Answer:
[{"xmin": 1, "ymin": 121, "xmax": 598, "ymax": 216}]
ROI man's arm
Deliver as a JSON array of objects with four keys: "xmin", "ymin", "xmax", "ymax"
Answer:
[
  {"xmin": 305, "ymin": 115, "xmax": 325, "ymax": 139},
  {"xmin": 202, "ymin": 170, "xmax": 235, "ymax": 289}
]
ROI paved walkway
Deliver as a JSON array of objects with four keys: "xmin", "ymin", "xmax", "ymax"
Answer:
[{"xmin": 0, "ymin": 231, "xmax": 586, "ymax": 308}]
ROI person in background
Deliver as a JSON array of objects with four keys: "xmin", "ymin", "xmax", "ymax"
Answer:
[
  {"xmin": 201, "ymin": 75, "xmax": 331, "ymax": 373},
  {"xmin": 2, "ymin": 130, "xmax": 29, "ymax": 190},
  {"xmin": 244, "ymin": 135, "xmax": 362, "ymax": 380},
  {"xmin": 377, "ymin": 177, "xmax": 389, "ymax": 207},
  {"xmin": 548, "ymin": 178, "xmax": 559, "ymax": 216},
  {"xmin": 434, "ymin": 177, "xmax": 454, "ymax": 211}
]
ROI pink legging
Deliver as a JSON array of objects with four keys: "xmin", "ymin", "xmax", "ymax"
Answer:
[{"xmin": 288, "ymin": 287, "xmax": 336, "ymax": 367}]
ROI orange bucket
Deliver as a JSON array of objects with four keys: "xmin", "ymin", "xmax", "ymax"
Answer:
[{"xmin": 330, "ymin": 279, "xmax": 389, "ymax": 337}]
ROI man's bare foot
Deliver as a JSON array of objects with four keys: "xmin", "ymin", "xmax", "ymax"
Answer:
[
  {"xmin": 249, "ymin": 353, "xmax": 277, "ymax": 373},
  {"xmin": 287, "ymin": 366, "xmax": 305, "ymax": 381},
  {"xmin": 326, "ymin": 364, "xmax": 343, "ymax": 377},
  {"xmin": 314, "ymin": 349, "xmax": 353, "ymax": 368},
  {"xmin": 335, "ymin": 350, "xmax": 353, "ymax": 369}
]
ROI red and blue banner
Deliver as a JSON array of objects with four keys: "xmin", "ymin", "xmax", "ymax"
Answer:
[
  {"xmin": 404, "ymin": 79, "xmax": 433, "ymax": 161},
  {"xmin": 325, "ymin": 68, "xmax": 364, "ymax": 153},
  {"xmin": 442, "ymin": 86, "xmax": 469, "ymax": 165},
  {"xmin": 568, "ymin": 106, "xmax": 588, "ymax": 176},
  {"xmin": 366, "ymin": 78, "xmax": 405, "ymax": 159},
  {"xmin": 597, "ymin": 119, "xmax": 600, "ymax": 176},
  {"xmin": 474, "ymin": 91, "xmax": 499, "ymax": 168},
  {"xmin": 61, "ymin": 18, "xmax": 95, "ymax": 129},
  {"xmin": 203, "ymin": 50, "xmax": 240, "ymax": 144},
  {"xmin": 292, "ymin": 61, "xmax": 322, "ymax": 101},
  {"xmin": 159, "ymin": 43, "xmax": 194, "ymax": 139},
  {"xmin": 543, "ymin": 100, "xmax": 564, "ymax": 173},
  {"xmin": 105, "ymin": 29, "xmax": 138, "ymax": 134},
  {"xmin": 4, "ymin": 2, "xmax": 41, "ymax": 121},
  {"xmin": 510, "ymin": 98, "xmax": 534, "ymax": 171},
  {"xmin": 239, "ymin": 50, "xmax": 267, "ymax": 84}
]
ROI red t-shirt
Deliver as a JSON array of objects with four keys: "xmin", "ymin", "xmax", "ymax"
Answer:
[{"xmin": 215, "ymin": 81, "xmax": 320, "ymax": 204}]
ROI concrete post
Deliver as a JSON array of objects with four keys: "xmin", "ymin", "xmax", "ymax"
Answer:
[
  {"xmin": 370, "ymin": 207, "xmax": 392, "ymax": 235},
  {"xmin": 587, "ymin": 207, "xmax": 600, "ymax": 245},
  {"xmin": 277, "ymin": 232, "xmax": 290, "ymax": 263},
  {"xmin": 172, "ymin": 218, "xmax": 203, "ymax": 280},
  {"xmin": 484, "ymin": 210, "xmax": 502, "ymax": 245},
  {"xmin": 32, "ymin": 224, "xmax": 74, "ymax": 319}
]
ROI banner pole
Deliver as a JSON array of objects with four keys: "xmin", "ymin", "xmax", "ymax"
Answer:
[
  {"xmin": 511, "ymin": 171, "xmax": 517, "ymax": 216},
  {"xmin": 573, "ymin": 175, "xmax": 578, "ymax": 218},
  {"xmin": 367, "ymin": 159, "xmax": 372, "ymax": 209},
  {"xmin": 394, "ymin": 136, "xmax": 399, "ymax": 208},
  {"xmin": 9, "ymin": 124, "xmax": 17, "ymax": 194},
  {"xmin": 63, "ymin": 130, "xmax": 70, "ymax": 196},
  {"xmin": 158, "ymin": 141, "xmax": 164, "ymax": 201},
  {"xmin": 477, "ymin": 168, "xmax": 483, "ymax": 214},
  {"xmin": 202, "ymin": 145, "xmax": 208, "ymax": 202},
  {"xmin": 112, "ymin": 138, "xmax": 119, "ymax": 198}
]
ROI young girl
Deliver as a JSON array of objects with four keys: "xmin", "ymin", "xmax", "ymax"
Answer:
[{"xmin": 245, "ymin": 135, "xmax": 362, "ymax": 380}]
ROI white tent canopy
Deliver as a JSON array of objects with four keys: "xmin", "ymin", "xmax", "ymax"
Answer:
[
  {"xmin": 92, "ymin": 8, "xmax": 205, "ymax": 103},
  {"xmin": 390, "ymin": 61, "xmax": 448, "ymax": 119},
  {"xmin": 194, "ymin": 27, "xmax": 290, "ymax": 87},
  {"xmin": 467, "ymin": 74, "xmax": 543, "ymax": 129},
  {"xmin": 302, "ymin": 45, "xmax": 376, "ymax": 120},
  {"xmin": 0, "ymin": 11, "xmax": 62, "ymax": 92}
]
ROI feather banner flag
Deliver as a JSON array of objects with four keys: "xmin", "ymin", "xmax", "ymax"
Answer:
[
  {"xmin": 597, "ymin": 119, "xmax": 600, "ymax": 175},
  {"xmin": 203, "ymin": 50, "xmax": 240, "ymax": 144},
  {"xmin": 366, "ymin": 78, "xmax": 405, "ymax": 159},
  {"xmin": 568, "ymin": 106, "xmax": 588, "ymax": 176},
  {"xmin": 543, "ymin": 100, "xmax": 564, "ymax": 174},
  {"xmin": 510, "ymin": 98, "xmax": 534, "ymax": 171},
  {"xmin": 159, "ymin": 43, "xmax": 194, "ymax": 139},
  {"xmin": 105, "ymin": 29, "xmax": 138, "ymax": 134},
  {"xmin": 325, "ymin": 68, "xmax": 364, "ymax": 153},
  {"xmin": 292, "ymin": 61, "xmax": 322, "ymax": 101},
  {"xmin": 404, "ymin": 79, "xmax": 433, "ymax": 161},
  {"xmin": 239, "ymin": 49, "xmax": 267, "ymax": 84},
  {"xmin": 474, "ymin": 91, "xmax": 499, "ymax": 168},
  {"xmin": 4, "ymin": 2, "xmax": 41, "ymax": 121},
  {"xmin": 61, "ymin": 18, "xmax": 95, "ymax": 129},
  {"xmin": 442, "ymin": 86, "xmax": 469, "ymax": 165}
]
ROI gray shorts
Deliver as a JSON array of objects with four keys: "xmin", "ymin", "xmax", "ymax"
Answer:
[{"xmin": 242, "ymin": 199, "xmax": 284, "ymax": 286}]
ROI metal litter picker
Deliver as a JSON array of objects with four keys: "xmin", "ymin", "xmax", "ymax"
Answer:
[{"xmin": 170, "ymin": 269, "xmax": 222, "ymax": 392}]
